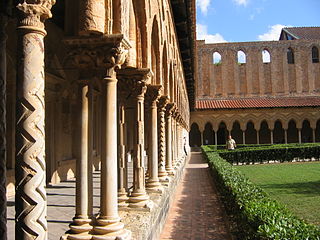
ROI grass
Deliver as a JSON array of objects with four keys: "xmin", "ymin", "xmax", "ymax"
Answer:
[{"xmin": 236, "ymin": 162, "xmax": 320, "ymax": 226}]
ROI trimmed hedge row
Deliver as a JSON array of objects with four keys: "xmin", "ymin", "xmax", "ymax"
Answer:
[
  {"xmin": 215, "ymin": 143, "xmax": 320, "ymax": 164},
  {"xmin": 202, "ymin": 145, "xmax": 320, "ymax": 240}
]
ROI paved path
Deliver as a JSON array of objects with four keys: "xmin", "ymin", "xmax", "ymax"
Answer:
[{"xmin": 160, "ymin": 152, "xmax": 233, "ymax": 240}]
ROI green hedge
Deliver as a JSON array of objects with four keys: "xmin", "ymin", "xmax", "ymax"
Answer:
[
  {"xmin": 202, "ymin": 145, "xmax": 320, "ymax": 240},
  {"xmin": 214, "ymin": 143, "xmax": 320, "ymax": 164}
]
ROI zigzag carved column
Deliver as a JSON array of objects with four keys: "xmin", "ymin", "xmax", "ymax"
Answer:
[
  {"xmin": 118, "ymin": 68, "xmax": 153, "ymax": 209},
  {"xmin": 157, "ymin": 96, "xmax": 170, "ymax": 183},
  {"xmin": 0, "ymin": 12, "xmax": 8, "ymax": 240},
  {"xmin": 15, "ymin": 1, "xmax": 55, "ymax": 239},
  {"xmin": 165, "ymin": 104, "xmax": 175, "ymax": 176},
  {"xmin": 145, "ymin": 85, "xmax": 163, "ymax": 193}
]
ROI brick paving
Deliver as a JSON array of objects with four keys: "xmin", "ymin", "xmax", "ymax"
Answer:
[{"xmin": 160, "ymin": 152, "xmax": 233, "ymax": 240}]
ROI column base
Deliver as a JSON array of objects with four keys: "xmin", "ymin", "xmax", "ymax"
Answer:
[
  {"xmin": 146, "ymin": 179, "xmax": 164, "ymax": 193},
  {"xmin": 165, "ymin": 167, "xmax": 175, "ymax": 176},
  {"xmin": 118, "ymin": 189, "xmax": 129, "ymax": 207},
  {"xmin": 61, "ymin": 217, "xmax": 92, "ymax": 240},
  {"xmin": 92, "ymin": 216, "xmax": 132, "ymax": 240},
  {"xmin": 159, "ymin": 176, "xmax": 171, "ymax": 186},
  {"xmin": 128, "ymin": 191, "xmax": 154, "ymax": 209}
]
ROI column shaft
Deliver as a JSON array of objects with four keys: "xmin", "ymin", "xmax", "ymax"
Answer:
[
  {"xmin": 15, "ymin": 2, "xmax": 55, "ymax": 238},
  {"xmin": 0, "ymin": 14, "xmax": 7, "ymax": 240},
  {"xmin": 271, "ymin": 130, "xmax": 274, "ymax": 144},
  {"xmin": 157, "ymin": 97, "xmax": 168, "ymax": 181},
  {"xmin": 214, "ymin": 131, "xmax": 217, "ymax": 146},
  {"xmin": 79, "ymin": 0, "xmax": 105, "ymax": 35},
  {"xmin": 242, "ymin": 131, "xmax": 246, "ymax": 145},
  {"xmin": 118, "ymin": 102, "xmax": 128, "ymax": 206},
  {"xmin": 298, "ymin": 129, "xmax": 302, "ymax": 144},
  {"xmin": 312, "ymin": 129, "xmax": 316, "ymax": 143},
  {"xmin": 128, "ymin": 85, "xmax": 151, "ymax": 208},
  {"xmin": 66, "ymin": 85, "xmax": 92, "ymax": 238},
  {"xmin": 165, "ymin": 107, "xmax": 175, "ymax": 176},
  {"xmin": 146, "ymin": 99, "xmax": 162, "ymax": 192},
  {"xmin": 284, "ymin": 129, "xmax": 288, "ymax": 144}
]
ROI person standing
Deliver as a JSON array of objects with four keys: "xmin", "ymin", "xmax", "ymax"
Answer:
[{"xmin": 226, "ymin": 135, "xmax": 237, "ymax": 150}]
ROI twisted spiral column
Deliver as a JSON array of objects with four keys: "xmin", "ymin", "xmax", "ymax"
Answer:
[
  {"xmin": 15, "ymin": 1, "xmax": 55, "ymax": 239},
  {"xmin": 0, "ymin": 13, "xmax": 7, "ymax": 240}
]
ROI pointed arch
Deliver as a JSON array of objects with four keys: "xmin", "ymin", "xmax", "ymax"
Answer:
[
  {"xmin": 262, "ymin": 49, "xmax": 271, "ymax": 63},
  {"xmin": 287, "ymin": 119, "xmax": 298, "ymax": 143},
  {"xmin": 287, "ymin": 47, "xmax": 294, "ymax": 64},
  {"xmin": 237, "ymin": 50, "xmax": 246, "ymax": 64},
  {"xmin": 190, "ymin": 123, "xmax": 201, "ymax": 147},
  {"xmin": 151, "ymin": 16, "xmax": 160, "ymax": 85},
  {"xmin": 259, "ymin": 120, "xmax": 271, "ymax": 144}
]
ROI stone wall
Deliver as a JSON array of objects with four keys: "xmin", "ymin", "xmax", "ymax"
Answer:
[{"xmin": 197, "ymin": 39, "xmax": 320, "ymax": 99}]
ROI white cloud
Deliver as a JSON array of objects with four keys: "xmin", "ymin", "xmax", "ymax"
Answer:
[
  {"xmin": 196, "ymin": 0, "xmax": 211, "ymax": 15},
  {"xmin": 258, "ymin": 24, "xmax": 291, "ymax": 41},
  {"xmin": 233, "ymin": 0, "xmax": 249, "ymax": 6},
  {"xmin": 197, "ymin": 24, "xmax": 227, "ymax": 43}
]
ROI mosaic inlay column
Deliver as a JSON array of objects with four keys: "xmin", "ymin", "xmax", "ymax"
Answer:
[
  {"xmin": 0, "ymin": 12, "xmax": 7, "ymax": 240},
  {"xmin": 145, "ymin": 85, "xmax": 163, "ymax": 193},
  {"xmin": 15, "ymin": 1, "xmax": 55, "ymax": 239}
]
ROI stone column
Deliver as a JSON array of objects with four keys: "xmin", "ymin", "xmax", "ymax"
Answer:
[
  {"xmin": 157, "ymin": 96, "xmax": 169, "ymax": 183},
  {"xmin": 312, "ymin": 128, "xmax": 316, "ymax": 143},
  {"xmin": 117, "ymin": 68, "xmax": 153, "ymax": 209},
  {"xmin": 117, "ymin": 98, "xmax": 129, "ymax": 207},
  {"xmin": 165, "ymin": 104, "xmax": 175, "ymax": 176},
  {"xmin": 256, "ymin": 131, "xmax": 260, "ymax": 144},
  {"xmin": 66, "ymin": 84, "xmax": 92, "ymax": 239},
  {"xmin": 284, "ymin": 129, "xmax": 288, "ymax": 144},
  {"xmin": 145, "ymin": 85, "xmax": 163, "ymax": 193},
  {"xmin": 0, "ymin": 13, "xmax": 7, "ymax": 240},
  {"xmin": 79, "ymin": 0, "xmax": 105, "ymax": 35},
  {"xmin": 242, "ymin": 131, "xmax": 246, "ymax": 145},
  {"xmin": 270, "ymin": 130, "xmax": 274, "ymax": 144},
  {"xmin": 214, "ymin": 131, "xmax": 218, "ymax": 146},
  {"xmin": 298, "ymin": 129, "xmax": 302, "ymax": 144},
  {"xmin": 15, "ymin": 1, "xmax": 55, "ymax": 239},
  {"xmin": 200, "ymin": 131, "xmax": 203, "ymax": 145}
]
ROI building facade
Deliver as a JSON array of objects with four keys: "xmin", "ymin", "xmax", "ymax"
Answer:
[
  {"xmin": 191, "ymin": 31, "xmax": 320, "ymax": 147},
  {"xmin": 1, "ymin": 0, "xmax": 196, "ymax": 239}
]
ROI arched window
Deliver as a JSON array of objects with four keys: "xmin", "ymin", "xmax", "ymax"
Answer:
[
  {"xmin": 213, "ymin": 52, "xmax": 222, "ymax": 65},
  {"xmin": 312, "ymin": 46, "xmax": 319, "ymax": 63},
  {"xmin": 237, "ymin": 50, "xmax": 246, "ymax": 64},
  {"xmin": 287, "ymin": 47, "xmax": 294, "ymax": 64},
  {"xmin": 262, "ymin": 49, "xmax": 271, "ymax": 63}
]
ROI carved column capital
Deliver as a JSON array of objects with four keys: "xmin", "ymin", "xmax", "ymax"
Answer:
[
  {"xmin": 117, "ymin": 68, "xmax": 152, "ymax": 99},
  {"xmin": 16, "ymin": 0, "xmax": 56, "ymax": 34},
  {"xmin": 165, "ymin": 103, "xmax": 176, "ymax": 118},
  {"xmin": 145, "ymin": 85, "xmax": 162, "ymax": 107},
  {"xmin": 157, "ymin": 96, "xmax": 169, "ymax": 112},
  {"xmin": 64, "ymin": 35, "xmax": 131, "ymax": 78}
]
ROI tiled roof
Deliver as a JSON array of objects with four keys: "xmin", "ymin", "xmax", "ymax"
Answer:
[
  {"xmin": 283, "ymin": 27, "xmax": 320, "ymax": 40},
  {"xmin": 196, "ymin": 97, "xmax": 320, "ymax": 110}
]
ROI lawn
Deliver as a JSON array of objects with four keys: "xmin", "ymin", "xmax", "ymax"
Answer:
[{"xmin": 236, "ymin": 162, "xmax": 320, "ymax": 226}]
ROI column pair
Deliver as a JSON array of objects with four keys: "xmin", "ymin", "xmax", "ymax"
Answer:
[
  {"xmin": 165, "ymin": 103, "xmax": 175, "ymax": 176},
  {"xmin": 117, "ymin": 68, "xmax": 153, "ymax": 209},
  {"xmin": 62, "ymin": 36, "xmax": 131, "ymax": 239}
]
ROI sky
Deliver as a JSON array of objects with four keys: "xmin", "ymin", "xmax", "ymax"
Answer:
[{"xmin": 196, "ymin": 0, "xmax": 320, "ymax": 43}]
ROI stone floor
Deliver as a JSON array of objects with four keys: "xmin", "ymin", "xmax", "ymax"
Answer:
[
  {"xmin": 159, "ymin": 152, "xmax": 233, "ymax": 240},
  {"xmin": 7, "ymin": 152, "xmax": 232, "ymax": 240}
]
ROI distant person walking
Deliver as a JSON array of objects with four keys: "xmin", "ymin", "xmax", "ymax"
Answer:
[{"xmin": 226, "ymin": 135, "xmax": 236, "ymax": 150}]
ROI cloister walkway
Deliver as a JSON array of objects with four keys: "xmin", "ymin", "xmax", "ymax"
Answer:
[
  {"xmin": 160, "ymin": 152, "xmax": 233, "ymax": 240},
  {"xmin": 7, "ymin": 152, "xmax": 232, "ymax": 240}
]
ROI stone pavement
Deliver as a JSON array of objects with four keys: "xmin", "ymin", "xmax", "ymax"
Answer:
[{"xmin": 159, "ymin": 152, "xmax": 233, "ymax": 240}]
